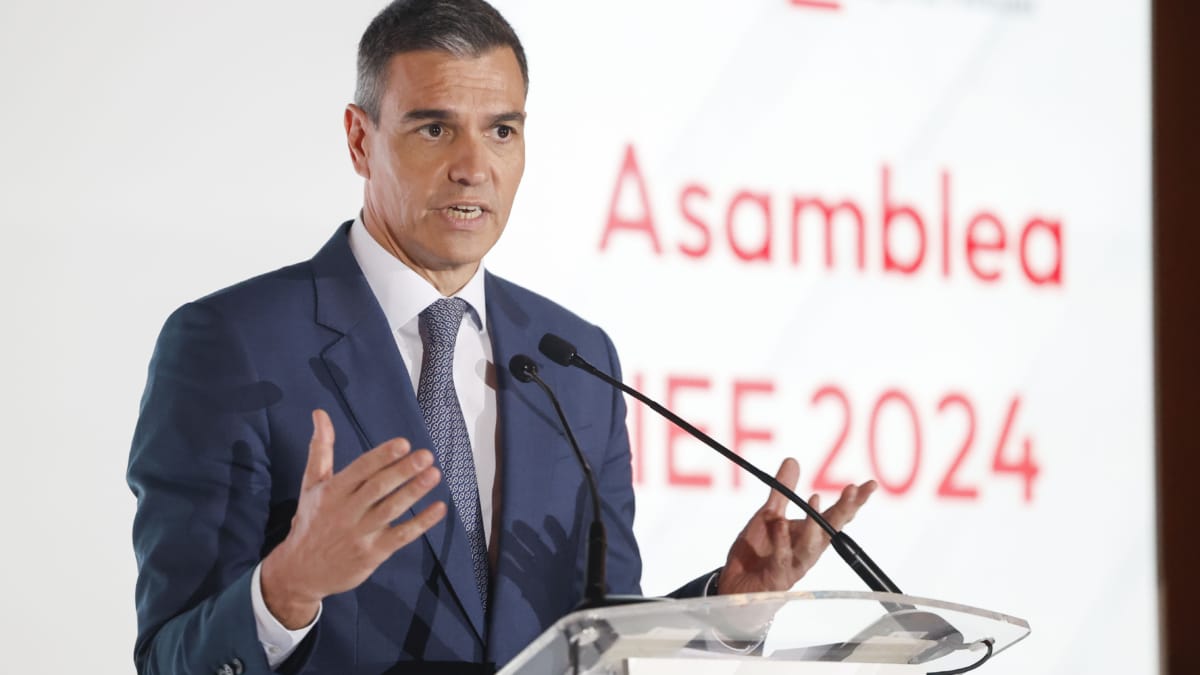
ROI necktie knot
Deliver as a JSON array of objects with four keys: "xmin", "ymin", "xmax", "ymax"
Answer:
[{"xmin": 419, "ymin": 297, "xmax": 468, "ymax": 352}]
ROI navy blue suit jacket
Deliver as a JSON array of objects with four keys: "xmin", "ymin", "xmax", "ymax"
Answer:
[{"xmin": 128, "ymin": 224, "xmax": 666, "ymax": 674}]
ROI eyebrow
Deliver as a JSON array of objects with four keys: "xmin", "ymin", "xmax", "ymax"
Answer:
[
  {"xmin": 491, "ymin": 111, "xmax": 526, "ymax": 126},
  {"xmin": 402, "ymin": 109, "xmax": 526, "ymax": 126},
  {"xmin": 402, "ymin": 109, "xmax": 453, "ymax": 122}
]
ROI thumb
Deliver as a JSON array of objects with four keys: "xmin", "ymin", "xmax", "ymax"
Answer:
[{"xmin": 302, "ymin": 409, "xmax": 336, "ymax": 491}]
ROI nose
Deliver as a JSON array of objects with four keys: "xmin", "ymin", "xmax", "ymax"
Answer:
[{"xmin": 448, "ymin": 134, "xmax": 489, "ymax": 187}]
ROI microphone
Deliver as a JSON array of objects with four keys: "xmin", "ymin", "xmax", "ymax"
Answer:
[
  {"xmin": 509, "ymin": 354, "xmax": 652, "ymax": 610},
  {"xmin": 537, "ymin": 333, "xmax": 903, "ymax": 596},
  {"xmin": 538, "ymin": 338, "xmax": 984, "ymax": 666}
]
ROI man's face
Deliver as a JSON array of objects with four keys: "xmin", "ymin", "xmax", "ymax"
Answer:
[{"xmin": 346, "ymin": 47, "xmax": 526, "ymax": 293}]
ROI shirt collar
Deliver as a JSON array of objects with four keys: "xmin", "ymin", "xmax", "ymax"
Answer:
[{"xmin": 347, "ymin": 215, "xmax": 487, "ymax": 333}]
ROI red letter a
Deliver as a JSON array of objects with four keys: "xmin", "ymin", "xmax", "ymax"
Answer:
[
  {"xmin": 600, "ymin": 144, "xmax": 662, "ymax": 253},
  {"xmin": 1020, "ymin": 218, "xmax": 1064, "ymax": 286}
]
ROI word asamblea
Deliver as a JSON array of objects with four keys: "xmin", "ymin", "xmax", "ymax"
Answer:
[{"xmin": 601, "ymin": 144, "xmax": 1063, "ymax": 287}]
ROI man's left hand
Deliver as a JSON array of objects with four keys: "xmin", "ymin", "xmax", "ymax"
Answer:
[{"xmin": 718, "ymin": 458, "xmax": 876, "ymax": 595}]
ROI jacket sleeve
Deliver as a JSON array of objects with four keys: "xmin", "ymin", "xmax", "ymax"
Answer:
[{"xmin": 127, "ymin": 301, "xmax": 304, "ymax": 674}]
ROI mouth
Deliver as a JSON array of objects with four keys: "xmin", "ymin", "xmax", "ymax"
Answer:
[{"xmin": 443, "ymin": 204, "xmax": 486, "ymax": 220}]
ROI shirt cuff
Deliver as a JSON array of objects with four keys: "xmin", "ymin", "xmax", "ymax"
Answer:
[
  {"xmin": 251, "ymin": 562, "xmax": 321, "ymax": 669},
  {"xmin": 702, "ymin": 568, "xmax": 770, "ymax": 654}
]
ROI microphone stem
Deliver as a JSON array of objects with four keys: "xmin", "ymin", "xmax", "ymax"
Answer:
[
  {"xmin": 570, "ymin": 357, "xmax": 834, "ymax": 535},
  {"xmin": 567, "ymin": 356, "xmax": 902, "ymax": 595},
  {"xmin": 529, "ymin": 373, "xmax": 608, "ymax": 606}
]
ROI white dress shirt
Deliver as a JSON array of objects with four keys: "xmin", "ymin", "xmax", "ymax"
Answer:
[{"xmin": 252, "ymin": 217, "xmax": 500, "ymax": 667}]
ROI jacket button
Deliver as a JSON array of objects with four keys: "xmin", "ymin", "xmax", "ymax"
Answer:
[
  {"xmin": 232, "ymin": 658, "xmax": 244, "ymax": 675},
  {"xmin": 216, "ymin": 665, "xmax": 233, "ymax": 675}
]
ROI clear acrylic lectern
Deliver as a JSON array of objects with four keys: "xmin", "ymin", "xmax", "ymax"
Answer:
[{"xmin": 498, "ymin": 591, "xmax": 1029, "ymax": 674}]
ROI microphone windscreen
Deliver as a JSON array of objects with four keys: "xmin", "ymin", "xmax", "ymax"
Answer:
[
  {"xmin": 539, "ymin": 333, "xmax": 577, "ymax": 366},
  {"xmin": 508, "ymin": 354, "xmax": 538, "ymax": 383}
]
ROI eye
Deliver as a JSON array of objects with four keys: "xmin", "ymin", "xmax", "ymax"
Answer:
[
  {"xmin": 495, "ymin": 125, "xmax": 514, "ymax": 140},
  {"xmin": 419, "ymin": 123, "xmax": 444, "ymax": 139}
]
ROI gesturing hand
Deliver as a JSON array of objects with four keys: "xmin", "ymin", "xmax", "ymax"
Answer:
[
  {"xmin": 718, "ymin": 458, "xmax": 876, "ymax": 596},
  {"xmin": 261, "ymin": 409, "xmax": 447, "ymax": 628}
]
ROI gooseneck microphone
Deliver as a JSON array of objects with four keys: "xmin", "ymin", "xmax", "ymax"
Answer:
[
  {"xmin": 537, "ymin": 333, "xmax": 903, "ymax": 596},
  {"xmin": 507, "ymin": 354, "xmax": 609, "ymax": 610}
]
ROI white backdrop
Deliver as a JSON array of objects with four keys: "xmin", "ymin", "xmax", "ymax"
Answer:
[{"xmin": 0, "ymin": 1, "xmax": 1154, "ymax": 673}]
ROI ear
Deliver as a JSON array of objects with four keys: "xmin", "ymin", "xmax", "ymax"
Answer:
[{"xmin": 345, "ymin": 104, "xmax": 372, "ymax": 179}]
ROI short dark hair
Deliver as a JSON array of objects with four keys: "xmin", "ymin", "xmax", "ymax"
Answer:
[{"xmin": 355, "ymin": 0, "xmax": 529, "ymax": 124}]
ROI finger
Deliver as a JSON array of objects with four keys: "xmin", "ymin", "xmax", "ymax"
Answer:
[
  {"xmin": 803, "ymin": 492, "xmax": 829, "ymax": 546},
  {"xmin": 302, "ymin": 409, "xmax": 336, "ymax": 491},
  {"xmin": 765, "ymin": 458, "xmax": 801, "ymax": 515},
  {"xmin": 769, "ymin": 515, "xmax": 791, "ymax": 567},
  {"xmin": 821, "ymin": 484, "xmax": 857, "ymax": 530},
  {"xmin": 822, "ymin": 481, "xmax": 874, "ymax": 530},
  {"xmin": 364, "ymin": 465, "xmax": 441, "ymax": 530},
  {"xmin": 356, "ymin": 451, "xmax": 438, "ymax": 515},
  {"xmin": 381, "ymin": 500, "xmax": 448, "ymax": 552},
  {"xmin": 857, "ymin": 480, "xmax": 878, "ymax": 503},
  {"xmin": 334, "ymin": 437, "xmax": 413, "ymax": 495}
]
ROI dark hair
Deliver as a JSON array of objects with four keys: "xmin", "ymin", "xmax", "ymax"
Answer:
[{"xmin": 355, "ymin": 0, "xmax": 529, "ymax": 123}]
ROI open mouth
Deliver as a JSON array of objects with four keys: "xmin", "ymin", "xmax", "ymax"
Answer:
[{"xmin": 445, "ymin": 205, "xmax": 484, "ymax": 220}]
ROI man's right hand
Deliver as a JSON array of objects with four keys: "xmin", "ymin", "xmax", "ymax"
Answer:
[{"xmin": 260, "ymin": 409, "xmax": 447, "ymax": 629}]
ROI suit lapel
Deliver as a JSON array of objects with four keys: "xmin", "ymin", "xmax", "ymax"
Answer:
[
  {"xmin": 310, "ymin": 225, "xmax": 486, "ymax": 643},
  {"xmin": 484, "ymin": 274, "xmax": 576, "ymax": 662}
]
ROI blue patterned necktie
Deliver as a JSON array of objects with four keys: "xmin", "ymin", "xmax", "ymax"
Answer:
[{"xmin": 417, "ymin": 297, "xmax": 490, "ymax": 614}]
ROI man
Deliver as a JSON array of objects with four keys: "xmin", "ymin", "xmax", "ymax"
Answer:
[{"xmin": 127, "ymin": 1, "xmax": 876, "ymax": 673}]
